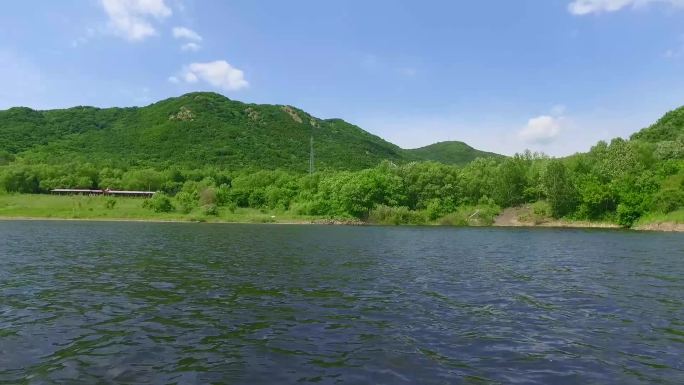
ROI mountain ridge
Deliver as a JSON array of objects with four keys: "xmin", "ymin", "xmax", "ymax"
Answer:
[{"xmin": 0, "ymin": 92, "xmax": 500, "ymax": 171}]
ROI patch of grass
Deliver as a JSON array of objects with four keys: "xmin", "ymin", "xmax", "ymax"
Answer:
[
  {"xmin": 437, "ymin": 204, "xmax": 500, "ymax": 226},
  {"xmin": 368, "ymin": 205, "xmax": 427, "ymax": 225},
  {"xmin": 635, "ymin": 209, "xmax": 684, "ymax": 226},
  {"xmin": 518, "ymin": 201, "xmax": 552, "ymax": 224},
  {"xmin": 0, "ymin": 194, "xmax": 322, "ymax": 224}
]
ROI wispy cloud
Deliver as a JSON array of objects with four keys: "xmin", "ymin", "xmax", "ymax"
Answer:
[
  {"xmin": 172, "ymin": 26, "xmax": 202, "ymax": 51},
  {"xmin": 172, "ymin": 27, "xmax": 202, "ymax": 41},
  {"xmin": 180, "ymin": 42, "xmax": 201, "ymax": 52},
  {"xmin": 101, "ymin": 0, "xmax": 172, "ymax": 41},
  {"xmin": 170, "ymin": 60, "xmax": 249, "ymax": 91},
  {"xmin": 568, "ymin": 0, "xmax": 684, "ymax": 15}
]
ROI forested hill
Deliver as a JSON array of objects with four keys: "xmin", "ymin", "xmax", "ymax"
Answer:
[
  {"xmin": 0, "ymin": 92, "xmax": 498, "ymax": 171},
  {"xmin": 631, "ymin": 105, "xmax": 684, "ymax": 143},
  {"xmin": 404, "ymin": 141, "xmax": 503, "ymax": 165}
]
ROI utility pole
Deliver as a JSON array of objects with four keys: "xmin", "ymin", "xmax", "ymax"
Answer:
[{"xmin": 309, "ymin": 135, "xmax": 315, "ymax": 174}]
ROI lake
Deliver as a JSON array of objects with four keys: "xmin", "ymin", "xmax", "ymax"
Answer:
[{"xmin": 1, "ymin": 221, "xmax": 683, "ymax": 384}]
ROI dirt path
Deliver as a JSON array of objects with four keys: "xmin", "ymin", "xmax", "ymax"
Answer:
[
  {"xmin": 493, "ymin": 207, "xmax": 528, "ymax": 227},
  {"xmin": 494, "ymin": 206, "xmax": 621, "ymax": 229}
]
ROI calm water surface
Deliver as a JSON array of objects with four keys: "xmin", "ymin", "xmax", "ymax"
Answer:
[{"xmin": 1, "ymin": 221, "xmax": 683, "ymax": 384}]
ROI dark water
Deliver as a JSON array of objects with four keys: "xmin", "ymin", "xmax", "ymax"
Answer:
[{"xmin": 1, "ymin": 221, "xmax": 683, "ymax": 384}]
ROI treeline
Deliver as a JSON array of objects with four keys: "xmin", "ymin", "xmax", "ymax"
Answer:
[{"xmin": 1, "ymin": 136, "xmax": 682, "ymax": 226}]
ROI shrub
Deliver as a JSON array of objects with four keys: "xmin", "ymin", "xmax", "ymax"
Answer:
[
  {"xmin": 199, "ymin": 187, "xmax": 217, "ymax": 206},
  {"xmin": 651, "ymin": 188, "xmax": 684, "ymax": 214},
  {"xmin": 225, "ymin": 201, "xmax": 237, "ymax": 213},
  {"xmin": 368, "ymin": 205, "xmax": 426, "ymax": 225},
  {"xmin": 143, "ymin": 193, "xmax": 174, "ymax": 213},
  {"xmin": 201, "ymin": 204, "xmax": 219, "ymax": 216},
  {"xmin": 104, "ymin": 198, "xmax": 117, "ymax": 209},
  {"xmin": 437, "ymin": 204, "xmax": 500, "ymax": 226},
  {"xmin": 175, "ymin": 191, "xmax": 198, "ymax": 214},
  {"xmin": 616, "ymin": 203, "xmax": 641, "ymax": 227},
  {"xmin": 437, "ymin": 212, "xmax": 468, "ymax": 226}
]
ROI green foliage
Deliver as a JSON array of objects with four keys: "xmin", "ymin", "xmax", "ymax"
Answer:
[
  {"xmin": 650, "ymin": 188, "xmax": 684, "ymax": 214},
  {"xmin": 143, "ymin": 193, "xmax": 174, "ymax": 213},
  {"xmin": 0, "ymin": 166, "xmax": 40, "ymax": 193},
  {"xmin": 0, "ymin": 93, "xmax": 499, "ymax": 172},
  {"xmin": 1, "ymin": 93, "xmax": 682, "ymax": 228},
  {"xmin": 532, "ymin": 200, "xmax": 551, "ymax": 218},
  {"xmin": 404, "ymin": 141, "xmax": 503, "ymax": 166},
  {"xmin": 201, "ymin": 204, "xmax": 219, "ymax": 216},
  {"xmin": 175, "ymin": 191, "xmax": 198, "ymax": 214},
  {"xmin": 104, "ymin": 198, "xmax": 117, "ymax": 209},
  {"xmin": 631, "ymin": 106, "xmax": 684, "ymax": 143},
  {"xmin": 437, "ymin": 204, "xmax": 500, "ymax": 226},
  {"xmin": 542, "ymin": 160, "xmax": 578, "ymax": 218},
  {"xmin": 368, "ymin": 205, "xmax": 427, "ymax": 225},
  {"xmin": 492, "ymin": 156, "xmax": 529, "ymax": 207}
]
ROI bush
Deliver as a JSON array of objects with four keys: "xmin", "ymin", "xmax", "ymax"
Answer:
[
  {"xmin": 616, "ymin": 203, "xmax": 641, "ymax": 227},
  {"xmin": 201, "ymin": 204, "xmax": 219, "ymax": 216},
  {"xmin": 143, "ymin": 193, "xmax": 174, "ymax": 213},
  {"xmin": 175, "ymin": 191, "xmax": 198, "ymax": 214},
  {"xmin": 650, "ymin": 188, "xmax": 684, "ymax": 213},
  {"xmin": 368, "ymin": 205, "xmax": 426, "ymax": 225},
  {"xmin": 437, "ymin": 212, "xmax": 468, "ymax": 226},
  {"xmin": 225, "ymin": 201, "xmax": 237, "ymax": 213},
  {"xmin": 532, "ymin": 200, "xmax": 551, "ymax": 217},
  {"xmin": 104, "ymin": 198, "xmax": 117, "ymax": 209},
  {"xmin": 437, "ymin": 204, "xmax": 500, "ymax": 226},
  {"xmin": 199, "ymin": 187, "xmax": 217, "ymax": 206}
]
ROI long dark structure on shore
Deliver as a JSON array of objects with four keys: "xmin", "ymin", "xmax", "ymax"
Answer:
[{"xmin": 50, "ymin": 189, "xmax": 155, "ymax": 197}]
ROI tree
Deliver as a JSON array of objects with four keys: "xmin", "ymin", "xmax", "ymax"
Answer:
[{"xmin": 542, "ymin": 160, "xmax": 578, "ymax": 218}]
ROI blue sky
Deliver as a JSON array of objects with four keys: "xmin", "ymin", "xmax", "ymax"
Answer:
[{"xmin": 1, "ymin": 0, "xmax": 683, "ymax": 155}]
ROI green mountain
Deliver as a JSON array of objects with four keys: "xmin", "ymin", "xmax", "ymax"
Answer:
[
  {"xmin": 404, "ymin": 141, "xmax": 503, "ymax": 166},
  {"xmin": 0, "ymin": 92, "xmax": 499, "ymax": 171},
  {"xmin": 631, "ymin": 106, "xmax": 684, "ymax": 143}
]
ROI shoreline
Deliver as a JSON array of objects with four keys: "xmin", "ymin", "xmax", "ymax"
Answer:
[{"xmin": 1, "ymin": 215, "xmax": 682, "ymax": 232}]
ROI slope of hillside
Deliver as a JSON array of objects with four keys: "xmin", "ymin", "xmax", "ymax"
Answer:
[
  {"xmin": 0, "ymin": 92, "xmax": 499, "ymax": 171},
  {"xmin": 631, "ymin": 105, "xmax": 684, "ymax": 143},
  {"xmin": 0, "ymin": 93, "xmax": 408, "ymax": 171},
  {"xmin": 404, "ymin": 141, "xmax": 503, "ymax": 166}
]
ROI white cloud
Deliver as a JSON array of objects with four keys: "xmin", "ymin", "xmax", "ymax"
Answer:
[
  {"xmin": 171, "ymin": 60, "xmax": 249, "ymax": 91},
  {"xmin": 172, "ymin": 27, "xmax": 202, "ymax": 51},
  {"xmin": 180, "ymin": 42, "xmax": 201, "ymax": 52},
  {"xmin": 183, "ymin": 71, "xmax": 198, "ymax": 83},
  {"xmin": 101, "ymin": 0, "xmax": 172, "ymax": 41},
  {"xmin": 172, "ymin": 27, "xmax": 202, "ymax": 41},
  {"xmin": 568, "ymin": 0, "xmax": 684, "ymax": 15},
  {"xmin": 519, "ymin": 115, "xmax": 563, "ymax": 144}
]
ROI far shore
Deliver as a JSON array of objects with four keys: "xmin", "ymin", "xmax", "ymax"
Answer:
[{"xmin": 2, "ymin": 215, "xmax": 682, "ymax": 232}]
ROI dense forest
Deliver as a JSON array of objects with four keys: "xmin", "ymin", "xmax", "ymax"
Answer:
[
  {"xmin": 0, "ymin": 92, "xmax": 495, "ymax": 170},
  {"xmin": 0, "ymin": 93, "xmax": 682, "ymax": 227}
]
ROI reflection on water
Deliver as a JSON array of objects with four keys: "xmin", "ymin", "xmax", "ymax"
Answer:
[{"xmin": 1, "ymin": 221, "xmax": 683, "ymax": 384}]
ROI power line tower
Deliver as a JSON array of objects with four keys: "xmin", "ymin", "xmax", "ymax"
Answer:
[{"xmin": 308, "ymin": 135, "xmax": 315, "ymax": 174}]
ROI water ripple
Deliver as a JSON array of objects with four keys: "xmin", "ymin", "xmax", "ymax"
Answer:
[{"xmin": 1, "ymin": 221, "xmax": 683, "ymax": 384}]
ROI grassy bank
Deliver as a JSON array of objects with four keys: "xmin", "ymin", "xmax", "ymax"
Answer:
[
  {"xmin": 493, "ymin": 203, "xmax": 683, "ymax": 231},
  {"xmin": 1, "ymin": 194, "xmax": 681, "ymax": 231},
  {"xmin": 0, "ymin": 194, "xmax": 321, "ymax": 224},
  {"xmin": 633, "ymin": 209, "xmax": 684, "ymax": 232},
  {"xmin": 0, "ymin": 193, "xmax": 499, "ymax": 226}
]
